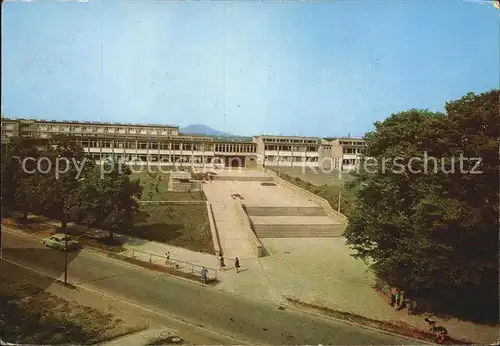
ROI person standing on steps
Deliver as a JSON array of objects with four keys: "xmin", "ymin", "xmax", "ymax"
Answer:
[{"xmin": 235, "ymin": 257, "xmax": 241, "ymax": 273}]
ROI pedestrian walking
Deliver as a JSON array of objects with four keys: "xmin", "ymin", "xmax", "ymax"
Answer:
[
  {"xmin": 404, "ymin": 297, "xmax": 413, "ymax": 315},
  {"xmin": 201, "ymin": 266, "xmax": 208, "ymax": 284},
  {"xmin": 219, "ymin": 254, "xmax": 226, "ymax": 270},
  {"xmin": 235, "ymin": 257, "xmax": 241, "ymax": 273},
  {"xmin": 395, "ymin": 289, "xmax": 401, "ymax": 308},
  {"xmin": 165, "ymin": 251, "xmax": 171, "ymax": 265},
  {"xmin": 389, "ymin": 287, "xmax": 399, "ymax": 307}
]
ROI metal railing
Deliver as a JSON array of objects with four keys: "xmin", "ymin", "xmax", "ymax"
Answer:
[{"xmin": 130, "ymin": 248, "xmax": 218, "ymax": 280}]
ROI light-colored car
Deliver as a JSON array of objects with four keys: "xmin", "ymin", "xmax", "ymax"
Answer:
[{"xmin": 42, "ymin": 233, "xmax": 79, "ymax": 251}]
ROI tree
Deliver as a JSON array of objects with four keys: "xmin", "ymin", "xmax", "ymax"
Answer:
[
  {"xmin": 72, "ymin": 161, "xmax": 142, "ymax": 240},
  {"xmin": 344, "ymin": 90, "xmax": 499, "ymax": 321},
  {"xmin": 39, "ymin": 136, "xmax": 92, "ymax": 228},
  {"xmin": 1, "ymin": 137, "xmax": 44, "ymax": 219}
]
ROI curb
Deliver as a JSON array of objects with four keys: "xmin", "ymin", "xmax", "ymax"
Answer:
[
  {"xmin": 2, "ymin": 226, "xmax": 216, "ymax": 286},
  {"xmin": 284, "ymin": 299, "xmax": 435, "ymax": 345}
]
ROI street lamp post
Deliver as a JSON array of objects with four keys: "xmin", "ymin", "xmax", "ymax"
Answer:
[
  {"xmin": 338, "ymin": 183, "xmax": 342, "ymax": 213},
  {"xmin": 62, "ymin": 177, "xmax": 84, "ymax": 285},
  {"xmin": 63, "ymin": 208, "xmax": 68, "ymax": 284}
]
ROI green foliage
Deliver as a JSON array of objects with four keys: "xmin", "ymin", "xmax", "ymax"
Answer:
[
  {"xmin": 344, "ymin": 90, "xmax": 499, "ymax": 322},
  {"xmin": 38, "ymin": 136, "xmax": 92, "ymax": 227},
  {"xmin": 71, "ymin": 163, "xmax": 142, "ymax": 239},
  {"xmin": 1, "ymin": 136, "xmax": 143, "ymax": 239},
  {"xmin": 1, "ymin": 137, "xmax": 45, "ymax": 218},
  {"xmin": 277, "ymin": 172, "xmax": 355, "ymax": 214}
]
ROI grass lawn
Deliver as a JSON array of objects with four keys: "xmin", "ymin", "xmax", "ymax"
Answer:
[
  {"xmin": 127, "ymin": 203, "xmax": 214, "ymax": 254},
  {"xmin": 273, "ymin": 169, "xmax": 359, "ymax": 215},
  {"xmin": 273, "ymin": 167, "xmax": 355, "ymax": 186},
  {"xmin": 131, "ymin": 171, "xmax": 206, "ymax": 201}
]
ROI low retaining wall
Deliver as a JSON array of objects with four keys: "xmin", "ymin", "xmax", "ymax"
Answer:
[
  {"xmin": 206, "ymin": 202, "xmax": 222, "ymax": 256},
  {"xmin": 264, "ymin": 169, "xmax": 348, "ymax": 223},
  {"xmin": 234, "ymin": 199, "xmax": 265, "ymax": 257},
  {"xmin": 138, "ymin": 200, "xmax": 206, "ymax": 204},
  {"xmin": 168, "ymin": 180, "xmax": 202, "ymax": 192}
]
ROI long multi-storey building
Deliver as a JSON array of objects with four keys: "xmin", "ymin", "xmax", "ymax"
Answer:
[
  {"xmin": 1, "ymin": 118, "xmax": 364, "ymax": 170},
  {"xmin": 2, "ymin": 118, "xmax": 179, "ymax": 140}
]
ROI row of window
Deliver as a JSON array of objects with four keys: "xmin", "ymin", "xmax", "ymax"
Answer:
[
  {"xmin": 264, "ymin": 145, "xmax": 318, "ymax": 152},
  {"xmin": 21, "ymin": 125, "xmax": 177, "ymax": 136},
  {"xmin": 75, "ymin": 140, "xmax": 256, "ymax": 153},
  {"xmin": 85, "ymin": 141, "xmax": 208, "ymax": 150},
  {"xmin": 343, "ymin": 148, "xmax": 365, "ymax": 154},
  {"xmin": 214, "ymin": 144, "xmax": 256, "ymax": 153},
  {"xmin": 342, "ymin": 159, "xmax": 359, "ymax": 165},
  {"xmin": 265, "ymin": 156, "xmax": 320, "ymax": 162},
  {"xmin": 94, "ymin": 154, "xmax": 235, "ymax": 163},
  {"xmin": 339, "ymin": 141, "xmax": 365, "ymax": 146},
  {"xmin": 263, "ymin": 138, "xmax": 317, "ymax": 144}
]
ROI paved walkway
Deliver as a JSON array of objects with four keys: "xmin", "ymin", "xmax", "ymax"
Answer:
[{"xmin": 203, "ymin": 181, "xmax": 256, "ymax": 259}]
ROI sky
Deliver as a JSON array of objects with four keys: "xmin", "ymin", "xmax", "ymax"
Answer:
[{"xmin": 2, "ymin": 1, "xmax": 499, "ymax": 137}]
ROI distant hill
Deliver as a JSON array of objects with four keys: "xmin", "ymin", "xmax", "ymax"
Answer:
[{"xmin": 180, "ymin": 124, "xmax": 230, "ymax": 136}]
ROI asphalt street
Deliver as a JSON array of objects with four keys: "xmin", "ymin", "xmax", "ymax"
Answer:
[{"xmin": 2, "ymin": 230, "xmax": 417, "ymax": 345}]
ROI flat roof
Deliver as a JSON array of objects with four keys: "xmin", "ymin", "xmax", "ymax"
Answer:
[{"xmin": 6, "ymin": 118, "xmax": 179, "ymax": 129}]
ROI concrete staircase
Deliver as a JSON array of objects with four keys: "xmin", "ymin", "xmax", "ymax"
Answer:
[
  {"xmin": 243, "ymin": 205, "xmax": 326, "ymax": 217},
  {"xmin": 249, "ymin": 216, "xmax": 345, "ymax": 238}
]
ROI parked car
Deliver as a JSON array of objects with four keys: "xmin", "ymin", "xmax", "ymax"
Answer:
[{"xmin": 42, "ymin": 233, "xmax": 79, "ymax": 251}]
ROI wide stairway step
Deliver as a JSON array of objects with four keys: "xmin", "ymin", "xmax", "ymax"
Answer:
[
  {"xmin": 243, "ymin": 205, "xmax": 326, "ymax": 217},
  {"xmin": 249, "ymin": 216, "xmax": 345, "ymax": 238},
  {"xmin": 211, "ymin": 176, "xmax": 274, "ymax": 182}
]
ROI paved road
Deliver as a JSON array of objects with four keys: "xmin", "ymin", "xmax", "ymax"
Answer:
[{"xmin": 2, "ymin": 230, "xmax": 417, "ymax": 345}]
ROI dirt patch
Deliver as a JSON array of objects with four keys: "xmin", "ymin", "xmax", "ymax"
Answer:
[
  {"xmin": 2, "ymin": 217, "xmax": 56, "ymax": 235},
  {"xmin": 286, "ymin": 298, "xmax": 473, "ymax": 345},
  {"xmin": 1, "ymin": 263, "xmax": 143, "ymax": 345},
  {"xmin": 61, "ymin": 228, "xmax": 126, "ymax": 253}
]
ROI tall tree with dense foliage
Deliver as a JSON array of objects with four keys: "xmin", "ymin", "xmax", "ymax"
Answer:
[
  {"xmin": 344, "ymin": 90, "xmax": 499, "ymax": 321},
  {"xmin": 1, "ymin": 138, "xmax": 45, "ymax": 219},
  {"xmin": 71, "ymin": 161, "xmax": 142, "ymax": 239},
  {"xmin": 38, "ymin": 135, "xmax": 92, "ymax": 228}
]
